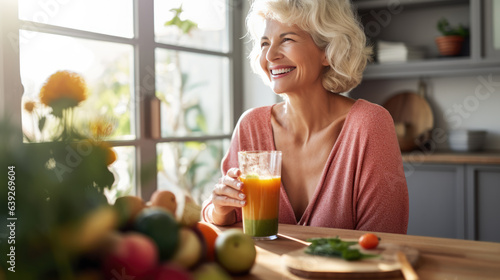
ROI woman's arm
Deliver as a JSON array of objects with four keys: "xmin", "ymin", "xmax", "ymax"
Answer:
[{"xmin": 354, "ymin": 104, "xmax": 409, "ymax": 234}]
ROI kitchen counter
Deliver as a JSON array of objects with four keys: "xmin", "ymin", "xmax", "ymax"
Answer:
[{"xmin": 401, "ymin": 150, "xmax": 500, "ymax": 165}]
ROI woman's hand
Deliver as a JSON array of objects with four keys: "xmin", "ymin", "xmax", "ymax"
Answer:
[{"xmin": 210, "ymin": 168, "xmax": 246, "ymax": 225}]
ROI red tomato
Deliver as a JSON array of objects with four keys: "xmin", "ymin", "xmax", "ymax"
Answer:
[{"xmin": 359, "ymin": 233, "xmax": 379, "ymax": 249}]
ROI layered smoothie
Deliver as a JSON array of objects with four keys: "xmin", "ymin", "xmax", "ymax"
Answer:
[{"xmin": 241, "ymin": 175, "xmax": 281, "ymax": 238}]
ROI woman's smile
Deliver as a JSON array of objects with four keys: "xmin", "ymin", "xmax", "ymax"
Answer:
[{"xmin": 270, "ymin": 66, "xmax": 296, "ymax": 78}]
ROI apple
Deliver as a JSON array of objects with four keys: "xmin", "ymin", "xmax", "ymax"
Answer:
[
  {"xmin": 214, "ymin": 229, "xmax": 257, "ymax": 275},
  {"xmin": 192, "ymin": 263, "xmax": 232, "ymax": 280},
  {"xmin": 102, "ymin": 232, "xmax": 158, "ymax": 278},
  {"xmin": 147, "ymin": 263, "xmax": 193, "ymax": 280},
  {"xmin": 171, "ymin": 227, "xmax": 203, "ymax": 269}
]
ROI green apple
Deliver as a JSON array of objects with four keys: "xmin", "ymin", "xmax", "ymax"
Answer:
[
  {"xmin": 171, "ymin": 227, "xmax": 203, "ymax": 269},
  {"xmin": 214, "ymin": 229, "xmax": 256, "ymax": 275},
  {"xmin": 192, "ymin": 263, "xmax": 231, "ymax": 280}
]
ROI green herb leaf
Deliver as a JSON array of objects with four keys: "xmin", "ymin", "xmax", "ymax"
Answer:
[{"xmin": 305, "ymin": 237, "xmax": 379, "ymax": 261}]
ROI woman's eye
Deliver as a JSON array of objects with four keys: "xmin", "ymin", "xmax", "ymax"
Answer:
[
  {"xmin": 260, "ymin": 42, "xmax": 269, "ymax": 48},
  {"xmin": 283, "ymin": 38, "xmax": 293, "ymax": 42}
]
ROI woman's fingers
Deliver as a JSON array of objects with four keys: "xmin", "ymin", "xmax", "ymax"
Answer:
[
  {"xmin": 212, "ymin": 193, "xmax": 246, "ymax": 208},
  {"xmin": 227, "ymin": 167, "xmax": 241, "ymax": 178},
  {"xmin": 212, "ymin": 183, "xmax": 245, "ymax": 207},
  {"xmin": 218, "ymin": 168, "xmax": 243, "ymax": 191},
  {"xmin": 211, "ymin": 168, "xmax": 246, "ymax": 210}
]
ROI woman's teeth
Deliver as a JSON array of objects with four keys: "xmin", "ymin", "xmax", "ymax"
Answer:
[{"xmin": 271, "ymin": 68, "xmax": 295, "ymax": 75}]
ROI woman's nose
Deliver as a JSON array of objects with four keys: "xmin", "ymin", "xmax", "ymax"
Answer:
[{"xmin": 266, "ymin": 43, "xmax": 282, "ymax": 61}]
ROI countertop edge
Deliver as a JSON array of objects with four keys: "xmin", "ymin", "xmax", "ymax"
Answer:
[{"xmin": 401, "ymin": 150, "xmax": 500, "ymax": 165}]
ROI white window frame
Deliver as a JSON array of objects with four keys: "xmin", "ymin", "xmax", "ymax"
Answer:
[{"xmin": 0, "ymin": 0, "xmax": 243, "ymax": 199}]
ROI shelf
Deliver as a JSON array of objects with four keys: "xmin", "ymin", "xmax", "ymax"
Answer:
[
  {"xmin": 353, "ymin": 0, "xmax": 500, "ymax": 80},
  {"xmin": 363, "ymin": 58, "xmax": 500, "ymax": 79}
]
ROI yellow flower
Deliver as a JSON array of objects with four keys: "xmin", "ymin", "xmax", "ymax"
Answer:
[
  {"xmin": 24, "ymin": 101, "xmax": 37, "ymax": 113},
  {"xmin": 39, "ymin": 71, "xmax": 88, "ymax": 112},
  {"xmin": 90, "ymin": 117, "xmax": 115, "ymax": 140}
]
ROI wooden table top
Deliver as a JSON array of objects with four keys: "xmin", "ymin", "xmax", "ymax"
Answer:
[{"xmin": 214, "ymin": 223, "xmax": 500, "ymax": 280}]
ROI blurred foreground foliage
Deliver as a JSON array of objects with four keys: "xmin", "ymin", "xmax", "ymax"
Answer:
[{"xmin": 0, "ymin": 120, "xmax": 116, "ymax": 279}]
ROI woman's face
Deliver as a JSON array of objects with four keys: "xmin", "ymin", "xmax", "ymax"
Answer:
[{"xmin": 259, "ymin": 19, "xmax": 328, "ymax": 94}]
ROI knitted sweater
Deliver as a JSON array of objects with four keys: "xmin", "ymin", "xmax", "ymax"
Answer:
[{"xmin": 202, "ymin": 99, "xmax": 409, "ymax": 234}]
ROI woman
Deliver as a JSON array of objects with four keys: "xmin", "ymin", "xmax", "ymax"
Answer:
[{"xmin": 202, "ymin": 0, "xmax": 409, "ymax": 234}]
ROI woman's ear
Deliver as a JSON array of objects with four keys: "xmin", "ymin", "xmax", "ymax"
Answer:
[{"xmin": 321, "ymin": 52, "xmax": 330, "ymax": 66}]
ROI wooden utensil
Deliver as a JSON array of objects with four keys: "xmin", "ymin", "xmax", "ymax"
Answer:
[
  {"xmin": 397, "ymin": 251, "xmax": 419, "ymax": 280},
  {"xmin": 282, "ymin": 243, "xmax": 419, "ymax": 279}
]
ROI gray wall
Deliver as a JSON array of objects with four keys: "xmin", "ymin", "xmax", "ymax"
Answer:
[{"xmin": 350, "ymin": 76, "xmax": 500, "ymax": 151}]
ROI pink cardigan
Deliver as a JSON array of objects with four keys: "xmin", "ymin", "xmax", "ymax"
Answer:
[{"xmin": 202, "ymin": 99, "xmax": 409, "ymax": 234}]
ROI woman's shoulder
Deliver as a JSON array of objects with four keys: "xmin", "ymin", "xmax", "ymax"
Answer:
[
  {"xmin": 237, "ymin": 104, "xmax": 274, "ymax": 126},
  {"xmin": 349, "ymin": 99, "xmax": 393, "ymax": 125},
  {"xmin": 344, "ymin": 99, "xmax": 395, "ymax": 137}
]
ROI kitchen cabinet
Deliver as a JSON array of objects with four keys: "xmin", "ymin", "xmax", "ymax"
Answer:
[
  {"xmin": 404, "ymin": 163, "xmax": 465, "ymax": 239},
  {"xmin": 465, "ymin": 164, "xmax": 500, "ymax": 243},
  {"xmin": 353, "ymin": 0, "xmax": 500, "ymax": 79},
  {"xmin": 404, "ymin": 162, "xmax": 500, "ymax": 242}
]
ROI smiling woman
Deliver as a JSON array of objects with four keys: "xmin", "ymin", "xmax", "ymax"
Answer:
[{"xmin": 203, "ymin": 0, "xmax": 409, "ymax": 235}]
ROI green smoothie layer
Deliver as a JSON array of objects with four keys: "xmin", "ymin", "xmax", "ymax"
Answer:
[{"xmin": 243, "ymin": 218, "xmax": 278, "ymax": 237}]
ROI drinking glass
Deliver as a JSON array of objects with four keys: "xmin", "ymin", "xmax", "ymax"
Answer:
[{"xmin": 238, "ymin": 151, "xmax": 282, "ymax": 240}]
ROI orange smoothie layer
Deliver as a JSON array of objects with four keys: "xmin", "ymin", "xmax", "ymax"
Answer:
[{"xmin": 241, "ymin": 176, "xmax": 280, "ymax": 221}]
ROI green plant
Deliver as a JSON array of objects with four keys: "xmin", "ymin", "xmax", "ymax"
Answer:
[
  {"xmin": 1, "ymin": 121, "xmax": 115, "ymax": 279},
  {"xmin": 437, "ymin": 18, "xmax": 469, "ymax": 37},
  {"xmin": 159, "ymin": 5, "xmax": 223, "ymax": 204},
  {"xmin": 165, "ymin": 4, "xmax": 198, "ymax": 34}
]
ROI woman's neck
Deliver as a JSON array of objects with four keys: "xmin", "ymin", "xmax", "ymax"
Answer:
[{"xmin": 280, "ymin": 89, "xmax": 339, "ymax": 134}]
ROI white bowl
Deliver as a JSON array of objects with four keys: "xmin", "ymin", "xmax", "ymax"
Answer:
[{"xmin": 448, "ymin": 130, "xmax": 487, "ymax": 152}]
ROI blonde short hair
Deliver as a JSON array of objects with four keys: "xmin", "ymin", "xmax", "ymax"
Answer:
[{"xmin": 246, "ymin": 0, "xmax": 372, "ymax": 93}]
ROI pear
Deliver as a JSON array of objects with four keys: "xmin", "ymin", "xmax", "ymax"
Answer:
[{"xmin": 179, "ymin": 195, "xmax": 201, "ymax": 227}]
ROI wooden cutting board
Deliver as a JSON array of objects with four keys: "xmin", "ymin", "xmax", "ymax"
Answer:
[
  {"xmin": 282, "ymin": 243, "xmax": 419, "ymax": 279},
  {"xmin": 383, "ymin": 91, "xmax": 434, "ymax": 152}
]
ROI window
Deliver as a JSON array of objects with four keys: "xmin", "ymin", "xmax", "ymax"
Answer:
[{"xmin": 1, "ymin": 0, "xmax": 243, "ymax": 204}]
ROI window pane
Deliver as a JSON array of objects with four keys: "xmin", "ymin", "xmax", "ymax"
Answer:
[
  {"xmin": 157, "ymin": 139, "xmax": 229, "ymax": 204},
  {"xmin": 18, "ymin": 0, "xmax": 134, "ymax": 38},
  {"xmin": 155, "ymin": 49, "xmax": 230, "ymax": 137},
  {"xmin": 20, "ymin": 31, "xmax": 135, "ymax": 142},
  {"xmin": 154, "ymin": 0, "xmax": 229, "ymax": 52},
  {"xmin": 106, "ymin": 146, "xmax": 136, "ymax": 203}
]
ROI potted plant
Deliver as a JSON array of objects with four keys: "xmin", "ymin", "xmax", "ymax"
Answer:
[{"xmin": 435, "ymin": 18, "xmax": 469, "ymax": 56}]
